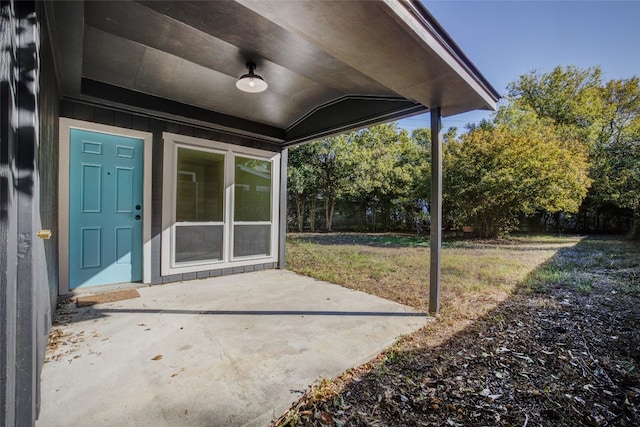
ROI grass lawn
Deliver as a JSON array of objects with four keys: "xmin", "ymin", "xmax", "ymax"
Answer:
[
  {"xmin": 286, "ymin": 233, "xmax": 579, "ymax": 335},
  {"xmin": 277, "ymin": 233, "xmax": 640, "ymax": 426}
]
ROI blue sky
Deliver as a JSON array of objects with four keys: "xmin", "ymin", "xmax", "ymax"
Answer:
[{"xmin": 398, "ymin": 0, "xmax": 640, "ymax": 133}]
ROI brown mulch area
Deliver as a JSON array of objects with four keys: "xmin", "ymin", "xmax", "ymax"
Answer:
[{"xmin": 274, "ymin": 250, "xmax": 640, "ymax": 426}]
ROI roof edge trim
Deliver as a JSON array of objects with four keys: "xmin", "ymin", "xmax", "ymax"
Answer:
[{"xmin": 403, "ymin": 0, "xmax": 501, "ymax": 103}]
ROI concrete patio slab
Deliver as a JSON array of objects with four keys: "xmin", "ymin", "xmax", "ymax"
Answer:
[{"xmin": 37, "ymin": 270, "xmax": 429, "ymax": 427}]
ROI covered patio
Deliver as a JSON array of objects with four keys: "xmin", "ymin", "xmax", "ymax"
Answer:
[
  {"xmin": 45, "ymin": 0, "xmax": 498, "ymax": 308},
  {"xmin": 37, "ymin": 271, "xmax": 428, "ymax": 426},
  {"xmin": 1, "ymin": 1, "xmax": 498, "ymax": 425}
]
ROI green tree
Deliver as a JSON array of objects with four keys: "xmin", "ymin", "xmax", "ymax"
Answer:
[
  {"xmin": 405, "ymin": 128, "xmax": 431, "ymax": 231},
  {"xmin": 288, "ymin": 136, "xmax": 351, "ymax": 232},
  {"xmin": 590, "ymin": 77, "xmax": 640, "ymax": 238},
  {"xmin": 444, "ymin": 112, "xmax": 591, "ymax": 238},
  {"xmin": 508, "ymin": 66, "xmax": 640, "ymax": 237},
  {"xmin": 346, "ymin": 124, "xmax": 428, "ymax": 231},
  {"xmin": 315, "ymin": 135, "xmax": 352, "ymax": 231},
  {"xmin": 288, "ymin": 144, "xmax": 318, "ymax": 231},
  {"xmin": 507, "ymin": 65, "xmax": 605, "ymax": 146}
]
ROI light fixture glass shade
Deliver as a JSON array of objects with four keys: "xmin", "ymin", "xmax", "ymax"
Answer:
[{"xmin": 236, "ymin": 62, "xmax": 268, "ymax": 93}]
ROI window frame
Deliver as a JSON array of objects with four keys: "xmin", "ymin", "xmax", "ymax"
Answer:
[
  {"xmin": 172, "ymin": 144, "xmax": 226, "ymax": 267},
  {"xmin": 231, "ymin": 153, "xmax": 275, "ymax": 261},
  {"xmin": 161, "ymin": 133, "xmax": 280, "ymax": 276}
]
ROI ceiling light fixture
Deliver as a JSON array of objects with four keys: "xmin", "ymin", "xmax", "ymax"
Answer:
[{"xmin": 236, "ymin": 62, "xmax": 268, "ymax": 93}]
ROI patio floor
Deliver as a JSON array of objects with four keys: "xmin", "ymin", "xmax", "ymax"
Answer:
[{"xmin": 37, "ymin": 270, "xmax": 429, "ymax": 427}]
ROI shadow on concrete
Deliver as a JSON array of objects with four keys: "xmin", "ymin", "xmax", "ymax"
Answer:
[{"xmin": 96, "ymin": 308, "xmax": 427, "ymax": 317}]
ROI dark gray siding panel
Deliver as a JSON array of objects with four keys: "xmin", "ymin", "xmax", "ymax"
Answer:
[
  {"xmin": 1, "ymin": 3, "xmax": 19, "ymax": 424},
  {"xmin": 35, "ymin": 2, "xmax": 60, "ymax": 419},
  {"xmin": 196, "ymin": 271, "xmax": 210, "ymax": 279},
  {"xmin": 182, "ymin": 272, "xmax": 198, "ymax": 281},
  {"xmin": 15, "ymin": 3, "xmax": 44, "ymax": 423},
  {"xmin": 39, "ymin": 0, "xmax": 60, "ymax": 317},
  {"xmin": 162, "ymin": 274, "xmax": 183, "ymax": 284},
  {"xmin": 150, "ymin": 120, "xmax": 164, "ymax": 285},
  {"xmin": 73, "ymin": 102, "xmax": 94, "ymax": 122},
  {"xmin": 278, "ymin": 148, "xmax": 288, "ymax": 269},
  {"xmin": 113, "ymin": 110, "xmax": 132, "ymax": 129},
  {"xmin": 94, "ymin": 107, "xmax": 114, "ymax": 126},
  {"xmin": 1, "ymin": 1, "xmax": 55, "ymax": 423}
]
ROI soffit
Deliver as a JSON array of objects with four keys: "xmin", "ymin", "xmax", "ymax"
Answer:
[{"xmin": 48, "ymin": 0, "xmax": 499, "ymax": 145}]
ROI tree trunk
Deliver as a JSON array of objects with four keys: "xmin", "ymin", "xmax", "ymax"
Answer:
[
  {"xmin": 325, "ymin": 197, "xmax": 335, "ymax": 232},
  {"xmin": 324, "ymin": 198, "xmax": 329, "ymax": 232},
  {"xmin": 371, "ymin": 204, "xmax": 377, "ymax": 232},
  {"xmin": 295, "ymin": 196, "xmax": 304, "ymax": 232},
  {"xmin": 329, "ymin": 199, "xmax": 335, "ymax": 231},
  {"xmin": 632, "ymin": 201, "xmax": 640, "ymax": 241},
  {"xmin": 309, "ymin": 197, "xmax": 316, "ymax": 232}
]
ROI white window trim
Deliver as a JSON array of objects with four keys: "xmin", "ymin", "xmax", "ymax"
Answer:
[
  {"xmin": 161, "ymin": 132, "xmax": 280, "ymax": 276},
  {"xmin": 170, "ymin": 143, "xmax": 226, "ymax": 269},
  {"xmin": 231, "ymin": 152, "xmax": 277, "ymax": 262},
  {"xmin": 58, "ymin": 119, "xmax": 153, "ymax": 294}
]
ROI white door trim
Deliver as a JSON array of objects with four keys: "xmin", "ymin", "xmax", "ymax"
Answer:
[{"xmin": 58, "ymin": 118, "xmax": 153, "ymax": 294}]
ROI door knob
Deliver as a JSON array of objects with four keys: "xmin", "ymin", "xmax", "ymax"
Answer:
[{"xmin": 135, "ymin": 215, "xmax": 141, "ymax": 220}]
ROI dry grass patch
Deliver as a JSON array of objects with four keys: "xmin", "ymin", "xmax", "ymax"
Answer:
[{"xmin": 286, "ymin": 233, "xmax": 580, "ymax": 327}]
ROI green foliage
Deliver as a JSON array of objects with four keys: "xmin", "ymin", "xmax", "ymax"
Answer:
[
  {"xmin": 346, "ymin": 124, "xmax": 430, "ymax": 231},
  {"xmin": 288, "ymin": 135, "xmax": 352, "ymax": 231},
  {"xmin": 314, "ymin": 135, "xmax": 352, "ymax": 231},
  {"xmin": 288, "ymin": 143, "xmax": 320, "ymax": 231},
  {"xmin": 590, "ymin": 77, "xmax": 640, "ymax": 237},
  {"xmin": 507, "ymin": 66, "xmax": 605, "ymax": 145},
  {"xmin": 444, "ymin": 116, "xmax": 591, "ymax": 238},
  {"xmin": 288, "ymin": 123, "xmax": 431, "ymax": 232},
  {"xmin": 509, "ymin": 66, "xmax": 640, "ymax": 238},
  {"xmin": 289, "ymin": 66, "xmax": 639, "ymax": 238}
]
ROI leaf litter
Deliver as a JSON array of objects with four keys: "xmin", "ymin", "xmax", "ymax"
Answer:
[
  {"xmin": 273, "ymin": 237, "xmax": 640, "ymax": 426},
  {"xmin": 45, "ymin": 296, "xmax": 86, "ymax": 363}
]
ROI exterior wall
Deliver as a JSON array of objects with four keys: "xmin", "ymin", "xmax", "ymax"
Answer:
[
  {"xmin": 60, "ymin": 100, "xmax": 281, "ymax": 287},
  {"xmin": 2, "ymin": 1, "xmax": 287, "ymax": 420},
  {"xmin": 38, "ymin": 0, "xmax": 59, "ymax": 315},
  {"xmin": 1, "ymin": 3, "xmax": 19, "ymax": 424},
  {"xmin": 1, "ymin": 0, "xmax": 55, "ymax": 423}
]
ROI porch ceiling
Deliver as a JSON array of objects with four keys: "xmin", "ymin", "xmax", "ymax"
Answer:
[{"xmin": 47, "ymin": 0, "xmax": 499, "ymax": 146}]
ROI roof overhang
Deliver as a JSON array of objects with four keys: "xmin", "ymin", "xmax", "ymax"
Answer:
[{"xmin": 45, "ymin": 0, "xmax": 499, "ymax": 146}]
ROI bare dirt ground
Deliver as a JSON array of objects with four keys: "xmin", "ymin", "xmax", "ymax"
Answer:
[{"xmin": 274, "ymin": 235, "xmax": 640, "ymax": 426}]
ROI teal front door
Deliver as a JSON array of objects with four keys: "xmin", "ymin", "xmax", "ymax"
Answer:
[{"xmin": 69, "ymin": 129, "xmax": 144, "ymax": 289}]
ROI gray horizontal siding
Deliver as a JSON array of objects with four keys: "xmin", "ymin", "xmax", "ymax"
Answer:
[{"xmin": 157, "ymin": 263, "xmax": 277, "ymax": 284}]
